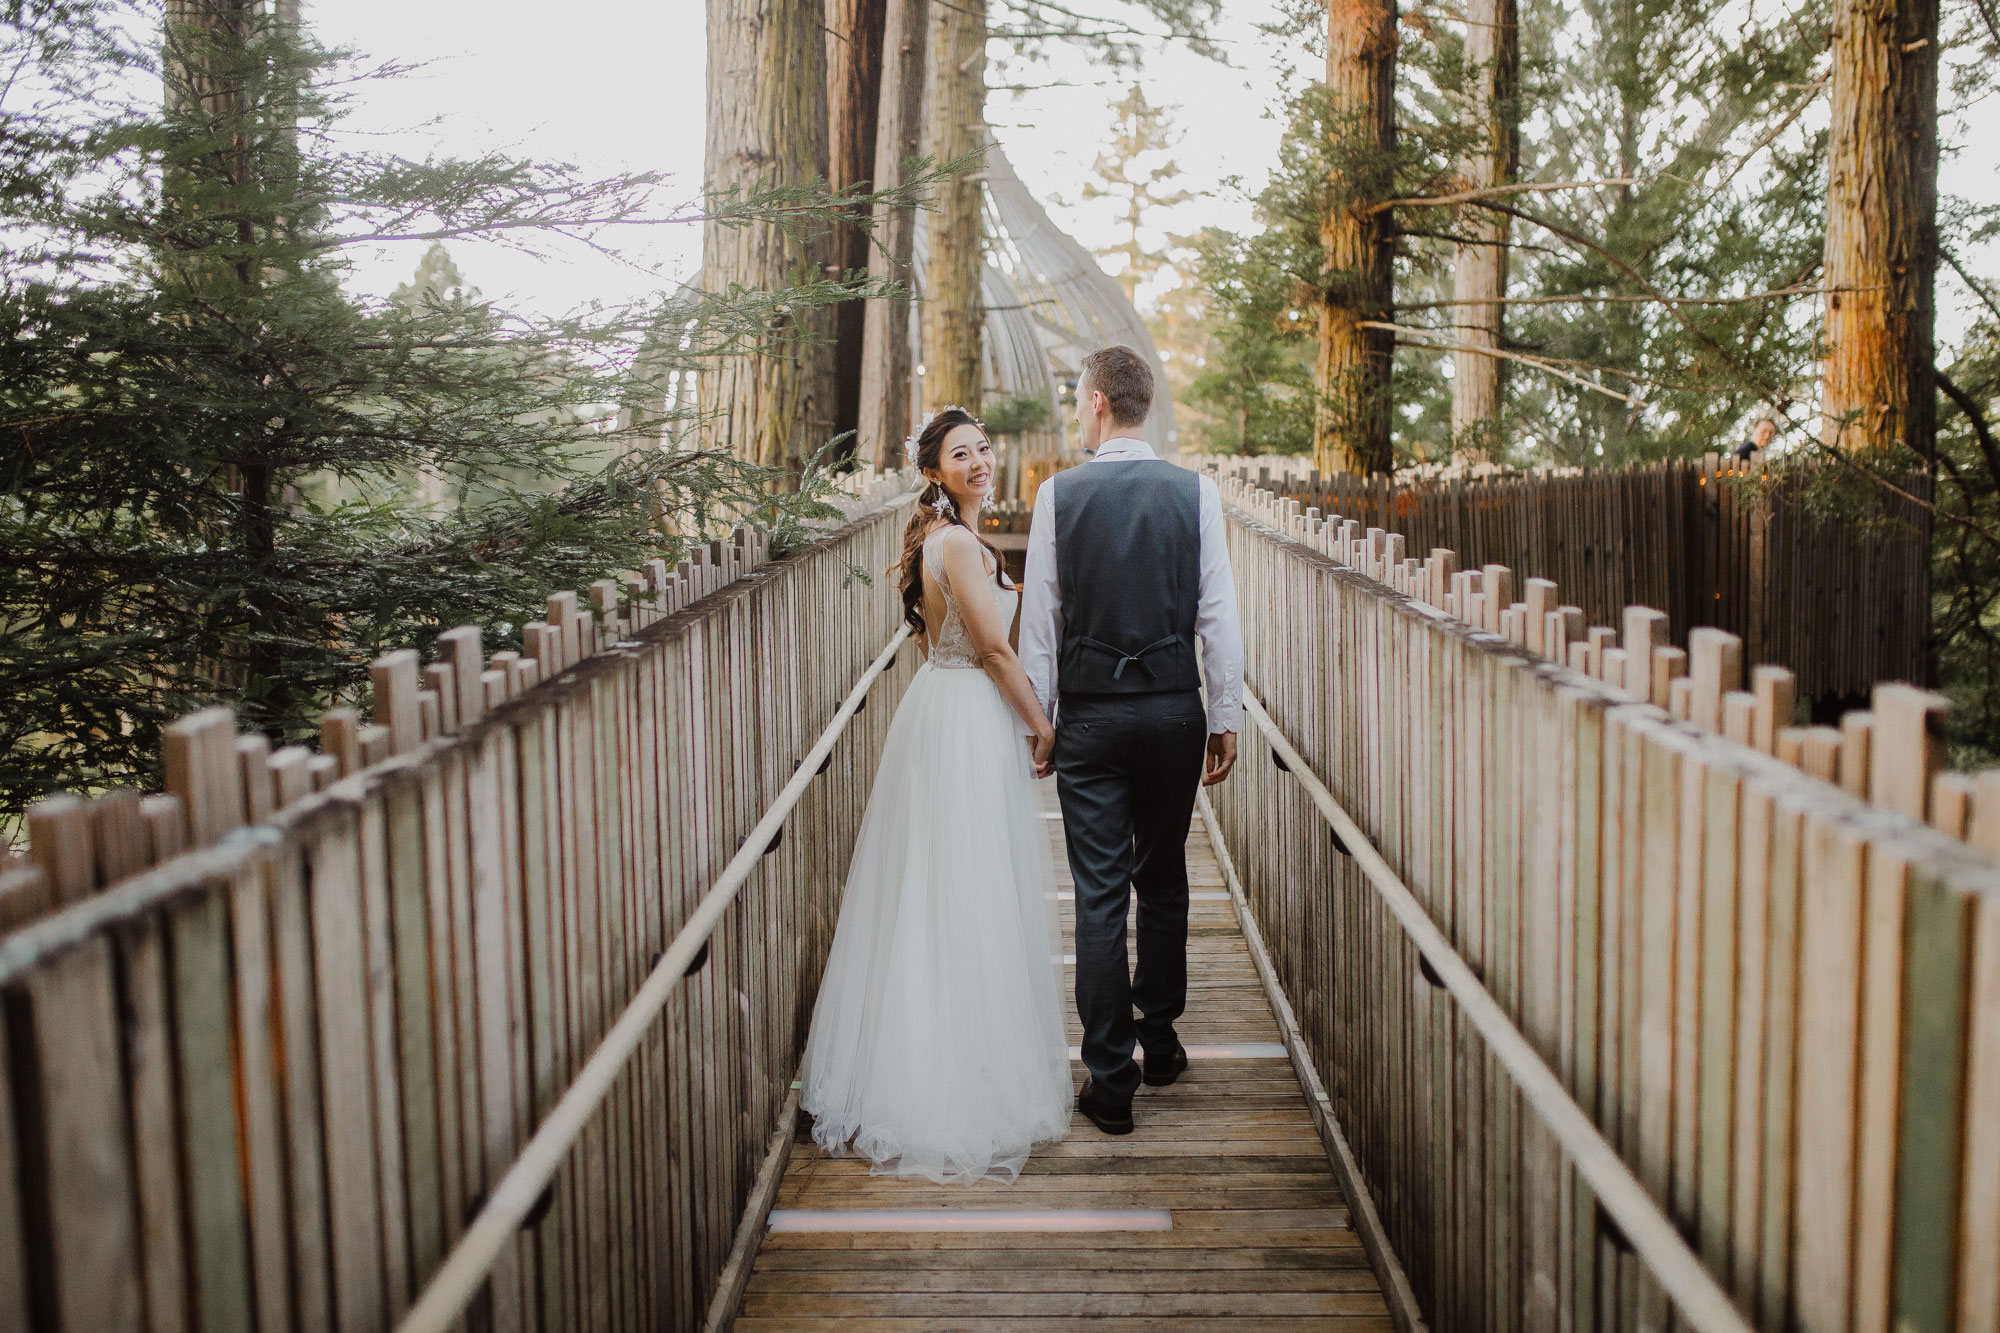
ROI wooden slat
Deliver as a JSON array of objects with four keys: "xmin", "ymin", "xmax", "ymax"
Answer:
[
  {"xmin": 22, "ymin": 935, "xmax": 145, "ymax": 1332},
  {"xmin": 357, "ymin": 798, "xmax": 412, "ymax": 1316},
  {"xmin": 170, "ymin": 887, "xmax": 254, "ymax": 1333},
  {"xmin": 29, "ymin": 795, "xmax": 96, "ymax": 906},
  {"xmin": 1791, "ymin": 813, "xmax": 1867, "ymax": 1333},
  {"xmin": 229, "ymin": 856, "xmax": 292, "ymax": 1328},
  {"xmin": 321, "ymin": 708, "xmax": 363, "ymax": 778},
  {"xmin": 90, "ymin": 790, "xmax": 152, "ymax": 886},
  {"xmin": 371, "ymin": 649, "xmax": 422, "ymax": 757},
  {"xmin": 272, "ymin": 845, "xmax": 335, "ymax": 1332},
  {"xmin": 162, "ymin": 706, "xmax": 245, "ymax": 850},
  {"xmin": 309, "ymin": 821, "xmax": 387, "ymax": 1327},
  {"xmin": 0, "ymin": 1009, "xmax": 31, "ymax": 1332},
  {"xmin": 0, "ymin": 865, "xmax": 50, "ymax": 933},
  {"xmin": 438, "ymin": 626, "xmax": 486, "ymax": 730},
  {"xmin": 1870, "ymin": 684, "xmax": 1948, "ymax": 822}
]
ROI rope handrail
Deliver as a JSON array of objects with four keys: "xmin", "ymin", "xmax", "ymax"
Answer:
[
  {"xmin": 398, "ymin": 625, "xmax": 913, "ymax": 1333},
  {"xmin": 1239, "ymin": 686, "xmax": 1753, "ymax": 1333}
]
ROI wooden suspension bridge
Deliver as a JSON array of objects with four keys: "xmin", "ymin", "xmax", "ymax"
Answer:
[{"xmin": 2, "ymin": 464, "xmax": 1997, "ymax": 1333}]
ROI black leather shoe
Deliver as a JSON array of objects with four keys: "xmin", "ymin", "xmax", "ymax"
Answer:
[
  {"xmin": 1142, "ymin": 1042, "xmax": 1189, "ymax": 1087},
  {"xmin": 1076, "ymin": 1076, "xmax": 1134, "ymax": 1135}
]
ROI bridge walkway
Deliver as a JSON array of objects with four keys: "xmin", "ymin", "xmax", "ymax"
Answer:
[{"xmin": 732, "ymin": 784, "xmax": 1393, "ymax": 1330}]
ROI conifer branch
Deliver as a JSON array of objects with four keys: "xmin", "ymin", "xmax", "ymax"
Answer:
[
  {"xmin": 1361, "ymin": 322, "xmax": 1648, "ymax": 406},
  {"xmin": 1370, "ymin": 178, "xmax": 1645, "ymax": 214}
]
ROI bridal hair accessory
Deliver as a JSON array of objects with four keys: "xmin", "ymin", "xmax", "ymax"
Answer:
[{"xmin": 901, "ymin": 405, "xmax": 986, "ymax": 467}]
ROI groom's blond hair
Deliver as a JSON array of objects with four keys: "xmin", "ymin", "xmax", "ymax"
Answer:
[{"xmin": 1080, "ymin": 345, "xmax": 1154, "ymax": 428}]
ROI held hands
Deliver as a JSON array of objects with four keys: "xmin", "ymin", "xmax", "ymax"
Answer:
[
  {"xmin": 1202, "ymin": 731, "xmax": 1238, "ymax": 787},
  {"xmin": 1029, "ymin": 727, "xmax": 1055, "ymax": 780}
]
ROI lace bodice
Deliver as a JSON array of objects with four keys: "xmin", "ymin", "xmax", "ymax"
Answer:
[{"xmin": 923, "ymin": 532, "xmax": 1018, "ymax": 669}]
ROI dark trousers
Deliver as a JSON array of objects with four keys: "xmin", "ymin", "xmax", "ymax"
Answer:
[{"xmin": 1054, "ymin": 690, "xmax": 1208, "ymax": 1105}]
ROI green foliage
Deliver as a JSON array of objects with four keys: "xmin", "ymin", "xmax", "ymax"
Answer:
[
  {"xmin": 1496, "ymin": 0, "xmax": 1831, "ymax": 466},
  {"xmin": 1933, "ymin": 315, "xmax": 2000, "ymax": 764},
  {"xmin": 1178, "ymin": 222, "xmax": 1317, "ymax": 456},
  {"xmin": 0, "ymin": 0, "xmax": 877, "ymax": 821},
  {"xmin": 981, "ymin": 390, "xmax": 1053, "ymax": 437},
  {"xmin": 1166, "ymin": 0, "xmax": 1839, "ymax": 467}
]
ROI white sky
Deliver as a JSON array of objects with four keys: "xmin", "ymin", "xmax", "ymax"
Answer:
[{"xmin": 308, "ymin": 0, "xmax": 1996, "ymax": 349}]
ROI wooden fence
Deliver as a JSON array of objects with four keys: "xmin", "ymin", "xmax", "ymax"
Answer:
[
  {"xmin": 1215, "ymin": 455, "xmax": 1933, "ymax": 706},
  {"xmin": 1209, "ymin": 487, "xmax": 2000, "ymax": 1333},
  {"xmin": 0, "ymin": 488, "xmax": 917, "ymax": 1332}
]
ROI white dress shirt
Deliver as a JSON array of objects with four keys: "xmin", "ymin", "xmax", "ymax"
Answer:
[{"xmin": 1018, "ymin": 436, "xmax": 1245, "ymax": 734}]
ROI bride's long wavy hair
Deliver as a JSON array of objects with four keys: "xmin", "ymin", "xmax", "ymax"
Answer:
[{"xmin": 898, "ymin": 407, "xmax": 1007, "ymax": 639}]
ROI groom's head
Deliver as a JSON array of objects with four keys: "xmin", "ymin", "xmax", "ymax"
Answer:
[{"xmin": 1074, "ymin": 345, "xmax": 1154, "ymax": 452}]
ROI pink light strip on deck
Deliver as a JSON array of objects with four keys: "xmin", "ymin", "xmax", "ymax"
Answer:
[{"xmin": 768, "ymin": 1208, "xmax": 1173, "ymax": 1233}]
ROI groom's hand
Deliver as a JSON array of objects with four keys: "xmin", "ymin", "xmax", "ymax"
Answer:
[
  {"xmin": 1030, "ymin": 728, "xmax": 1055, "ymax": 779},
  {"xmin": 1202, "ymin": 731, "xmax": 1238, "ymax": 786}
]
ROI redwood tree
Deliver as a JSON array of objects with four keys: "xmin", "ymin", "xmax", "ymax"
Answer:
[
  {"xmin": 702, "ymin": 0, "xmax": 836, "ymax": 477},
  {"xmin": 919, "ymin": 0, "xmax": 986, "ymax": 414},
  {"xmin": 859, "ymin": 0, "xmax": 930, "ymax": 468},
  {"xmin": 1819, "ymin": 0, "xmax": 1939, "ymax": 456},
  {"xmin": 827, "ymin": 0, "xmax": 889, "ymax": 460},
  {"xmin": 1316, "ymin": 0, "xmax": 1398, "ymax": 475},
  {"xmin": 1451, "ymin": 0, "xmax": 1517, "ymax": 461}
]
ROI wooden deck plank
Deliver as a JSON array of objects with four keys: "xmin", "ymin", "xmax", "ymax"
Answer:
[{"xmin": 734, "ymin": 796, "xmax": 1390, "ymax": 1323}]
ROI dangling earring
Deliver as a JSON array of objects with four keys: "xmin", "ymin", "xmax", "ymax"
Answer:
[{"xmin": 933, "ymin": 489, "xmax": 954, "ymax": 518}]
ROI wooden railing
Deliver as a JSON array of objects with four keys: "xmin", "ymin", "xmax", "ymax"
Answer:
[
  {"xmin": 2, "ymin": 471, "xmax": 910, "ymax": 931},
  {"xmin": 1211, "ymin": 455, "xmax": 1932, "ymax": 705},
  {"xmin": 0, "ymin": 488, "xmax": 918, "ymax": 1333},
  {"xmin": 1209, "ymin": 491, "xmax": 2000, "ymax": 1333}
]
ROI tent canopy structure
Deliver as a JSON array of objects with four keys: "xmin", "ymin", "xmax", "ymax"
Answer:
[{"xmin": 910, "ymin": 144, "xmax": 1176, "ymax": 501}]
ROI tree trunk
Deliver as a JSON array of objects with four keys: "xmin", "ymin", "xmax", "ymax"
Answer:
[
  {"xmin": 164, "ymin": 1, "xmax": 294, "ymax": 718},
  {"xmin": 702, "ymin": 0, "xmax": 835, "ymax": 480},
  {"xmin": 827, "ymin": 0, "xmax": 888, "ymax": 463},
  {"xmin": 859, "ymin": 0, "xmax": 930, "ymax": 468},
  {"xmin": 1820, "ymin": 0, "xmax": 1939, "ymax": 457},
  {"xmin": 1450, "ymin": 0, "xmax": 1516, "ymax": 462},
  {"xmin": 1316, "ymin": 0, "xmax": 1398, "ymax": 476},
  {"xmin": 918, "ymin": 0, "xmax": 985, "ymax": 414}
]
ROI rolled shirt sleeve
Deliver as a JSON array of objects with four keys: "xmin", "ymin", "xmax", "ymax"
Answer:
[
  {"xmin": 1017, "ymin": 478, "xmax": 1063, "ymax": 723},
  {"xmin": 1195, "ymin": 473, "xmax": 1245, "ymax": 734}
]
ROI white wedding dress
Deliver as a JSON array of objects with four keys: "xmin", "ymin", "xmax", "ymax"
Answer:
[{"xmin": 798, "ymin": 533, "xmax": 1071, "ymax": 1184}]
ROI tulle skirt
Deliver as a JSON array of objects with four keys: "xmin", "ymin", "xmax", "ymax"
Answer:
[{"xmin": 798, "ymin": 660, "xmax": 1072, "ymax": 1184}]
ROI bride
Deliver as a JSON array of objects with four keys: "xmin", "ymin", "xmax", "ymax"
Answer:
[{"xmin": 797, "ymin": 406, "xmax": 1072, "ymax": 1184}]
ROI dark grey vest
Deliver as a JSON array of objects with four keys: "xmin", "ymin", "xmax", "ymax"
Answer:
[{"xmin": 1053, "ymin": 460, "xmax": 1203, "ymax": 696}]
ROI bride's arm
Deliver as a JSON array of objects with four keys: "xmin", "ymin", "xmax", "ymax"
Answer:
[{"xmin": 934, "ymin": 528, "xmax": 1055, "ymax": 748}]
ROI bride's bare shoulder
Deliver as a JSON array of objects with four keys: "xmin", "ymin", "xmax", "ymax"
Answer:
[{"xmin": 929, "ymin": 523, "xmax": 980, "ymax": 551}]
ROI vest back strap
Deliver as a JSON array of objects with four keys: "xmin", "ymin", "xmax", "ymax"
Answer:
[{"xmin": 1076, "ymin": 633, "xmax": 1183, "ymax": 682}]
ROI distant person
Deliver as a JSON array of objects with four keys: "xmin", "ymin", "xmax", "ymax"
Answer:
[{"xmin": 1735, "ymin": 415, "xmax": 1777, "ymax": 462}]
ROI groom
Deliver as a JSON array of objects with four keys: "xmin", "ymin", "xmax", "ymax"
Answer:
[{"xmin": 1019, "ymin": 344, "xmax": 1245, "ymax": 1135}]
